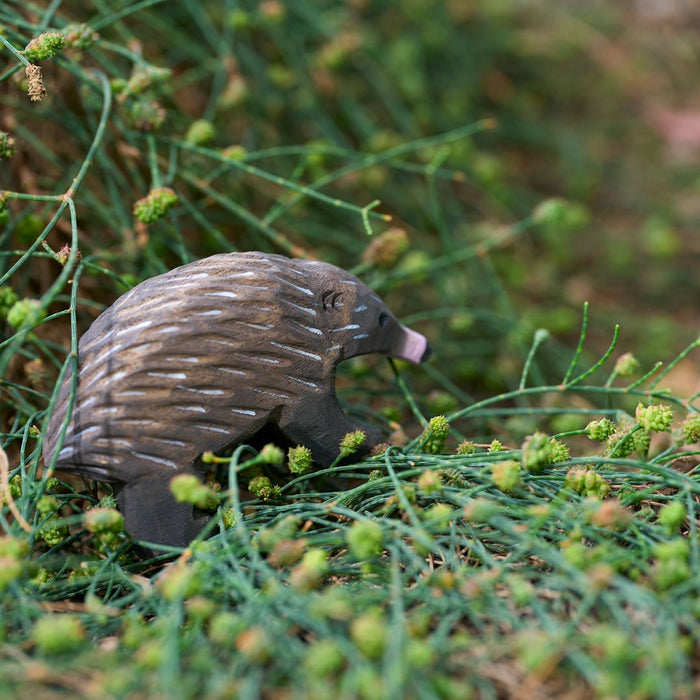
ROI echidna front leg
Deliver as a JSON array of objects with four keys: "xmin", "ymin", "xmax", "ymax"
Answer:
[
  {"xmin": 116, "ymin": 470, "xmax": 209, "ymax": 556},
  {"xmin": 278, "ymin": 394, "xmax": 382, "ymax": 468}
]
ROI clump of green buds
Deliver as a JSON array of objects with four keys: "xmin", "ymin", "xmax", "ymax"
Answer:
[
  {"xmin": 84, "ymin": 507, "xmax": 125, "ymax": 546},
  {"xmin": 7, "ymin": 298, "xmax": 45, "ymax": 330},
  {"xmin": 222, "ymin": 145, "xmax": 248, "ymax": 161},
  {"xmin": 635, "ymin": 403, "xmax": 673, "ymax": 433},
  {"xmin": 653, "ymin": 539, "xmax": 690, "ymax": 590},
  {"xmin": 490, "ymin": 460, "xmax": 521, "ymax": 493},
  {"xmin": 0, "ymin": 535, "xmax": 31, "ymax": 590},
  {"xmin": 532, "ymin": 197, "xmax": 589, "ymax": 231},
  {"xmin": 0, "ymin": 286, "xmax": 19, "ymax": 321},
  {"xmin": 289, "ymin": 548, "xmax": 329, "ymax": 591},
  {"xmin": 456, "ymin": 440, "xmax": 475, "ymax": 455},
  {"xmin": 339, "ymin": 429, "xmax": 366, "ymax": 458},
  {"xmin": 156, "ymin": 559, "xmax": 202, "ymax": 600},
  {"xmin": 613, "ymin": 352, "xmax": 640, "ymax": 377},
  {"xmin": 488, "ymin": 439, "xmax": 503, "ymax": 453},
  {"xmin": 23, "ymin": 32, "xmax": 65, "ymax": 61},
  {"xmin": 346, "ymin": 519, "xmax": 383, "ymax": 560},
  {"xmin": 169, "ymin": 474, "xmax": 218, "ymax": 510},
  {"xmin": 603, "ymin": 414, "xmax": 637, "ymax": 457},
  {"xmin": 32, "ymin": 614, "xmax": 86, "ymax": 655},
  {"xmin": 123, "ymin": 65, "xmax": 172, "ymax": 96},
  {"xmin": 548, "ymin": 438, "xmax": 570, "ymax": 464},
  {"xmin": 128, "ymin": 99, "xmax": 167, "ymax": 132},
  {"xmin": 680, "ymin": 414, "xmax": 700, "ymax": 444},
  {"xmin": 0, "ymin": 132, "xmax": 16, "ymax": 160},
  {"xmin": 37, "ymin": 505, "xmax": 69, "ymax": 547},
  {"xmin": 288, "ymin": 445, "xmax": 313, "ymax": 474},
  {"xmin": 63, "ymin": 23, "xmax": 99, "ymax": 50},
  {"xmin": 255, "ymin": 514, "xmax": 302, "ymax": 553},
  {"xmin": 420, "ymin": 415, "xmax": 449, "ymax": 454},
  {"xmin": 586, "ymin": 418, "xmax": 616, "ymax": 442},
  {"xmin": 304, "ymin": 639, "xmax": 345, "ymax": 678},
  {"xmin": 362, "ymin": 228, "xmax": 409, "ymax": 269},
  {"xmin": 658, "ymin": 501, "xmax": 686, "ymax": 535},
  {"xmin": 259, "ymin": 443, "xmax": 284, "ymax": 465},
  {"xmin": 350, "ymin": 608, "xmax": 387, "ymax": 659},
  {"xmin": 463, "ymin": 497, "xmax": 499, "ymax": 523},
  {"xmin": 55, "ymin": 245, "xmax": 81, "ymax": 267},
  {"xmin": 565, "ymin": 467, "xmax": 610, "ymax": 499},
  {"xmin": 417, "ymin": 469, "xmax": 443, "ymax": 495},
  {"xmin": 133, "ymin": 187, "xmax": 178, "ymax": 223},
  {"xmin": 521, "ymin": 432, "xmax": 552, "ymax": 474},
  {"xmin": 632, "ymin": 428, "xmax": 651, "ymax": 456},
  {"xmin": 185, "ymin": 119, "xmax": 216, "ymax": 146},
  {"xmin": 424, "ymin": 503, "xmax": 454, "ymax": 529},
  {"xmin": 248, "ymin": 475, "xmax": 280, "ymax": 500}
]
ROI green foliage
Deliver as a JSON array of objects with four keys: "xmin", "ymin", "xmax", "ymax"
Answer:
[{"xmin": 1, "ymin": 2, "xmax": 700, "ymax": 698}]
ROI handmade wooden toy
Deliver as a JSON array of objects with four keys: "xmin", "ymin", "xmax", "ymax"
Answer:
[{"xmin": 43, "ymin": 252, "xmax": 430, "ymax": 550}]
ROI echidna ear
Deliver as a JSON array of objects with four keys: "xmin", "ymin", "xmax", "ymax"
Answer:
[{"xmin": 320, "ymin": 289, "xmax": 343, "ymax": 312}]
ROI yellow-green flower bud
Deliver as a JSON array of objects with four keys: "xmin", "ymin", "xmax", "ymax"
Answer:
[
  {"xmin": 635, "ymin": 403, "xmax": 673, "ymax": 433},
  {"xmin": 7, "ymin": 298, "xmax": 45, "ymax": 330},
  {"xmin": 613, "ymin": 352, "xmax": 640, "ymax": 377},
  {"xmin": 491, "ymin": 460, "xmax": 521, "ymax": 493},
  {"xmin": 288, "ymin": 445, "xmax": 313, "ymax": 474},
  {"xmin": 248, "ymin": 475, "xmax": 279, "ymax": 499},
  {"xmin": 36, "ymin": 495, "xmax": 59, "ymax": 515},
  {"xmin": 456, "ymin": 440, "xmax": 476, "ymax": 455},
  {"xmin": 169, "ymin": 474, "xmax": 218, "ymax": 510},
  {"xmin": 586, "ymin": 418, "xmax": 615, "ymax": 442},
  {"xmin": 346, "ymin": 519, "xmax": 383, "ymax": 560},
  {"xmin": 84, "ymin": 507, "xmax": 124, "ymax": 537},
  {"xmin": 533, "ymin": 197, "xmax": 589, "ymax": 231},
  {"xmin": 521, "ymin": 431, "xmax": 552, "ymax": 474},
  {"xmin": 350, "ymin": 609, "xmax": 386, "ymax": 659},
  {"xmin": 222, "ymin": 144, "xmax": 248, "ymax": 161},
  {"xmin": 463, "ymin": 497, "xmax": 498, "ymax": 523},
  {"xmin": 0, "ymin": 535, "xmax": 30, "ymax": 558},
  {"xmin": 304, "ymin": 639, "xmax": 345, "ymax": 677},
  {"xmin": 488, "ymin": 439, "xmax": 502, "ymax": 453},
  {"xmin": 421, "ymin": 415, "xmax": 449, "ymax": 454},
  {"xmin": 548, "ymin": 438, "xmax": 570, "ymax": 463},
  {"xmin": 417, "ymin": 469, "xmax": 443, "ymax": 495},
  {"xmin": 680, "ymin": 414, "xmax": 700, "ymax": 444},
  {"xmin": 260, "ymin": 443, "xmax": 284, "ymax": 465},
  {"xmin": 32, "ymin": 615, "xmax": 85, "ymax": 655},
  {"xmin": 658, "ymin": 501, "xmax": 686, "ymax": 535},
  {"xmin": 185, "ymin": 119, "xmax": 216, "ymax": 146},
  {"xmin": 362, "ymin": 228, "xmax": 409, "ymax": 269},
  {"xmin": 133, "ymin": 187, "xmax": 178, "ymax": 224},
  {"xmin": 339, "ymin": 429, "xmax": 366, "ymax": 458},
  {"xmin": 24, "ymin": 32, "xmax": 65, "ymax": 61},
  {"xmin": 0, "ymin": 132, "xmax": 16, "ymax": 160},
  {"xmin": 128, "ymin": 99, "xmax": 166, "ymax": 132},
  {"xmin": 62, "ymin": 23, "xmax": 99, "ymax": 50}
]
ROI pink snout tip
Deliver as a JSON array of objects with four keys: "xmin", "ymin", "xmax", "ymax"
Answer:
[{"xmin": 393, "ymin": 325, "xmax": 431, "ymax": 364}]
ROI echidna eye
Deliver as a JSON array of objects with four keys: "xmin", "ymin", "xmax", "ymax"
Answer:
[{"xmin": 378, "ymin": 312, "xmax": 389, "ymax": 329}]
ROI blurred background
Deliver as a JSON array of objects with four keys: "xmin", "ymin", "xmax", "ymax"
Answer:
[{"xmin": 1, "ymin": 0, "xmax": 699, "ymax": 444}]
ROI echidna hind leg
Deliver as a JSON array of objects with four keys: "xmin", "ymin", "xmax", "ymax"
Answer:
[{"xmin": 116, "ymin": 472, "xmax": 209, "ymax": 557}]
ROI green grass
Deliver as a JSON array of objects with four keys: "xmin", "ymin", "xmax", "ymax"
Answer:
[{"xmin": 2, "ymin": 2, "xmax": 700, "ymax": 698}]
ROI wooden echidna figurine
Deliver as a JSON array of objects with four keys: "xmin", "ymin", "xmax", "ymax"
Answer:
[{"xmin": 43, "ymin": 252, "xmax": 430, "ymax": 550}]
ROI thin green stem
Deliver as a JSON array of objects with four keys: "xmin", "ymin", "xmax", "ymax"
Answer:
[{"xmin": 563, "ymin": 302, "xmax": 589, "ymax": 385}]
